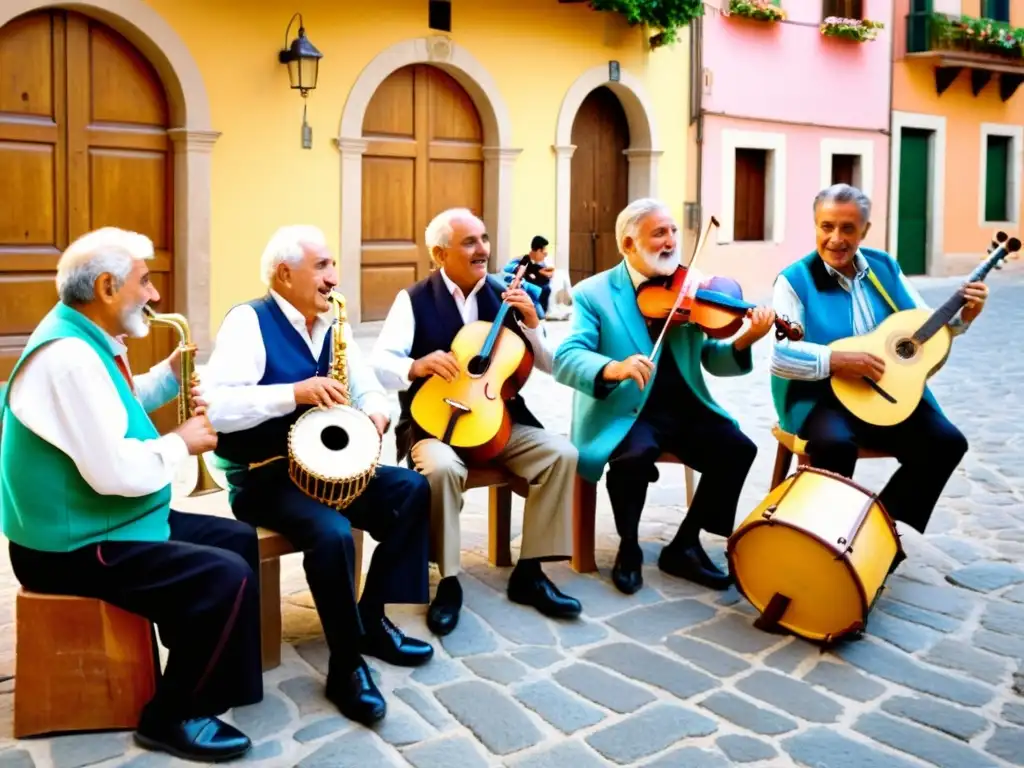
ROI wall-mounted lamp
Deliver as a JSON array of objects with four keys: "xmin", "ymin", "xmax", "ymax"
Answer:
[{"xmin": 279, "ymin": 13, "xmax": 323, "ymax": 148}]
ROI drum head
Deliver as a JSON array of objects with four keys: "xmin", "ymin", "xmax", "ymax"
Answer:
[
  {"xmin": 289, "ymin": 406, "xmax": 379, "ymax": 480},
  {"xmin": 729, "ymin": 522, "xmax": 866, "ymax": 642}
]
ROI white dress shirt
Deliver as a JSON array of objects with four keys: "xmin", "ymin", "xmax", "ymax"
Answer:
[
  {"xmin": 771, "ymin": 250, "xmax": 969, "ymax": 381},
  {"xmin": 202, "ymin": 290, "xmax": 391, "ymax": 434},
  {"xmin": 370, "ymin": 268, "xmax": 556, "ymax": 391},
  {"xmin": 7, "ymin": 330, "xmax": 186, "ymax": 498}
]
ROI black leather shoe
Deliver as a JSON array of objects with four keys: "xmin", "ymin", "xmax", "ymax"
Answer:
[
  {"xmin": 362, "ymin": 616, "xmax": 435, "ymax": 666},
  {"xmin": 507, "ymin": 572, "xmax": 583, "ymax": 619},
  {"xmin": 134, "ymin": 716, "xmax": 251, "ymax": 762},
  {"xmin": 658, "ymin": 542, "xmax": 733, "ymax": 591},
  {"xmin": 326, "ymin": 659, "xmax": 387, "ymax": 726},
  {"xmin": 427, "ymin": 576, "xmax": 462, "ymax": 636},
  {"xmin": 611, "ymin": 545, "xmax": 644, "ymax": 595}
]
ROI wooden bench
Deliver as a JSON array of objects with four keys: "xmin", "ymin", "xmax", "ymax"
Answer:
[
  {"xmin": 770, "ymin": 423, "xmax": 890, "ymax": 490},
  {"xmin": 257, "ymin": 466, "xmax": 528, "ymax": 670},
  {"xmin": 572, "ymin": 456, "xmax": 695, "ymax": 574}
]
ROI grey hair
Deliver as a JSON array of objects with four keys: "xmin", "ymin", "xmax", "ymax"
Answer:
[
  {"xmin": 260, "ymin": 225, "xmax": 327, "ymax": 285},
  {"xmin": 425, "ymin": 208, "xmax": 479, "ymax": 257},
  {"xmin": 55, "ymin": 227, "xmax": 154, "ymax": 305},
  {"xmin": 615, "ymin": 197, "xmax": 670, "ymax": 254},
  {"xmin": 813, "ymin": 183, "xmax": 871, "ymax": 224}
]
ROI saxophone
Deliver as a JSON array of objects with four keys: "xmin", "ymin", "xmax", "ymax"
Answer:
[
  {"xmin": 141, "ymin": 306, "xmax": 223, "ymax": 496},
  {"xmin": 285, "ymin": 290, "xmax": 381, "ymax": 509}
]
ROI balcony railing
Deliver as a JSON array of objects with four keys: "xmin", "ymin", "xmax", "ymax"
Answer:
[{"xmin": 905, "ymin": 11, "xmax": 1024, "ymax": 100}]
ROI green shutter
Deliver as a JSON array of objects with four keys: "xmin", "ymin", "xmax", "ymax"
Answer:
[
  {"xmin": 985, "ymin": 135, "xmax": 1010, "ymax": 222},
  {"xmin": 983, "ymin": 0, "xmax": 1010, "ymax": 22}
]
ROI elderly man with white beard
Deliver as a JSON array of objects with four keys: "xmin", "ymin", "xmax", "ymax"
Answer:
[{"xmin": 553, "ymin": 199, "xmax": 775, "ymax": 596}]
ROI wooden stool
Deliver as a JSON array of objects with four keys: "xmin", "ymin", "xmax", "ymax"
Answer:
[
  {"xmin": 14, "ymin": 590, "xmax": 157, "ymax": 738},
  {"xmin": 572, "ymin": 454, "xmax": 696, "ymax": 574},
  {"xmin": 771, "ymin": 423, "xmax": 890, "ymax": 490}
]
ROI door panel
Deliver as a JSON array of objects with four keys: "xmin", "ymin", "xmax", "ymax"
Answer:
[
  {"xmin": 360, "ymin": 65, "xmax": 483, "ymax": 321},
  {"xmin": 569, "ymin": 87, "xmax": 630, "ymax": 286},
  {"xmin": 897, "ymin": 128, "xmax": 930, "ymax": 275},
  {"xmin": 0, "ymin": 10, "xmax": 176, "ymax": 432}
]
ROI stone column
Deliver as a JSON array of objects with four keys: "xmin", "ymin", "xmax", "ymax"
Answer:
[
  {"xmin": 552, "ymin": 144, "xmax": 576, "ymax": 274},
  {"xmin": 624, "ymin": 148, "xmax": 664, "ymax": 202},
  {"xmin": 168, "ymin": 128, "xmax": 220, "ymax": 362},
  {"xmin": 336, "ymin": 137, "xmax": 369, "ymax": 325},
  {"xmin": 482, "ymin": 146, "xmax": 522, "ymax": 271}
]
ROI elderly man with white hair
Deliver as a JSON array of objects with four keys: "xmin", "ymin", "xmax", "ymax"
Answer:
[
  {"xmin": 201, "ymin": 224, "xmax": 433, "ymax": 727},
  {"xmin": 0, "ymin": 227, "xmax": 262, "ymax": 761},
  {"xmin": 371, "ymin": 208, "xmax": 582, "ymax": 638},
  {"xmin": 553, "ymin": 199, "xmax": 775, "ymax": 596}
]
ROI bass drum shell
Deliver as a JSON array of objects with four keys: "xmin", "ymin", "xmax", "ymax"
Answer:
[{"xmin": 726, "ymin": 467, "xmax": 903, "ymax": 643}]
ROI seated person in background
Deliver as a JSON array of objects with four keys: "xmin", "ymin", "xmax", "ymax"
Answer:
[
  {"xmin": 503, "ymin": 235, "xmax": 555, "ymax": 316},
  {"xmin": 0, "ymin": 227, "xmax": 261, "ymax": 762},
  {"xmin": 371, "ymin": 208, "xmax": 582, "ymax": 637},
  {"xmin": 202, "ymin": 225, "xmax": 433, "ymax": 727},
  {"xmin": 771, "ymin": 183, "xmax": 986, "ymax": 534},
  {"xmin": 554, "ymin": 199, "xmax": 774, "ymax": 595}
]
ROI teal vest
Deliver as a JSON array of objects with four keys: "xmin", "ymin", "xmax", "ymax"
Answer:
[
  {"xmin": 770, "ymin": 248, "xmax": 941, "ymax": 434},
  {"xmin": 0, "ymin": 303, "xmax": 172, "ymax": 552}
]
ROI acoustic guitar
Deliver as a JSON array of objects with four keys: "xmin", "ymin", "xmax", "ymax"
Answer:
[
  {"xmin": 410, "ymin": 256, "xmax": 536, "ymax": 463},
  {"xmin": 829, "ymin": 233, "xmax": 1019, "ymax": 427}
]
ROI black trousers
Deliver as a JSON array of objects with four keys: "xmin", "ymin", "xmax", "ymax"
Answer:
[
  {"xmin": 799, "ymin": 394, "xmax": 968, "ymax": 533},
  {"xmin": 231, "ymin": 464, "xmax": 430, "ymax": 668},
  {"xmin": 8, "ymin": 512, "xmax": 263, "ymax": 725},
  {"xmin": 606, "ymin": 404, "xmax": 758, "ymax": 542}
]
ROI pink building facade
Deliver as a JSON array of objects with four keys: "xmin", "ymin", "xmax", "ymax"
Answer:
[{"xmin": 689, "ymin": 0, "xmax": 894, "ymax": 296}]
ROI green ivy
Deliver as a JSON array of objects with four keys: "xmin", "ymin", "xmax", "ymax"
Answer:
[{"xmin": 587, "ymin": 0, "xmax": 706, "ymax": 48}]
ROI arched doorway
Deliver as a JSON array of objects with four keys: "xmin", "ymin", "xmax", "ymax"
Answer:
[
  {"xmin": 0, "ymin": 9, "xmax": 178, "ymax": 432},
  {"xmin": 568, "ymin": 87, "xmax": 630, "ymax": 285},
  {"xmin": 359, "ymin": 64, "xmax": 484, "ymax": 321}
]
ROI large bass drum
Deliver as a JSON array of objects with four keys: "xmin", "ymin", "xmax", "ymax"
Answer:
[
  {"xmin": 287, "ymin": 405, "xmax": 381, "ymax": 510},
  {"xmin": 726, "ymin": 466, "xmax": 905, "ymax": 645}
]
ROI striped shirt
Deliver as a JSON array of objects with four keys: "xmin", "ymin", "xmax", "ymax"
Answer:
[{"xmin": 770, "ymin": 251, "xmax": 969, "ymax": 381}]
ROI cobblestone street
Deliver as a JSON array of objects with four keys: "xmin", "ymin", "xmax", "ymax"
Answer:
[{"xmin": 1, "ymin": 271, "xmax": 1023, "ymax": 767}]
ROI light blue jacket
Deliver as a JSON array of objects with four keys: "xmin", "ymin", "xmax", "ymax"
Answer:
[{"xmin": 553, "ymin": 262, "xmax": 752, "ymax": 483}]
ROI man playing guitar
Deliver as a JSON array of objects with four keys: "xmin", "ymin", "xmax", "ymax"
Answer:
[{"xmin": 770, "ymin": 183, "xmax": 988, "ymax": 534}]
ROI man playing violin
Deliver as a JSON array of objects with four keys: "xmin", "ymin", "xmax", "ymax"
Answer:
[
  {"xmin": 370, "ymin": 208, "xmax": 583, "ymax": 637},
  {"xmin": 553, "ymin": 198, "xmax": 776, "ymax": 595},
  {"xmin": 770, "ymin": 183, "xmax": 984, "ymax": 534}
]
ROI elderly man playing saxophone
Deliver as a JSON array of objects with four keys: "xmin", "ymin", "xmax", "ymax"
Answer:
[
  {"xmin": 0, "ymin": 227, "xmax": 262, "ymax": 762},
  {"xmin": 202, "ymin": 224, "xmax": 433, "ymax": 727}
]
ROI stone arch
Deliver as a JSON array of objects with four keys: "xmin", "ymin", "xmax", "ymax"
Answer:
[
  {"xmin": 0, "ymin": 0, "xmax": 218, "ymax": 353},
  {"xmin": 553, "ymin": 65, "xmax": 662, "ymax": 272},
  {"xmin": 337, "ymin": 35, "xmax": 519, "ymax": 323}
]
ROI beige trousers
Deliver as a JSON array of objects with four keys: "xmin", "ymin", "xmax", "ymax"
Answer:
[{"xmin": 410, "ymin": 424, "xmax": 577, "ymax": 577}]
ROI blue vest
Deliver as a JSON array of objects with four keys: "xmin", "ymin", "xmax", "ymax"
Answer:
[
  {"xmin": 213, "ymin": 295, "xmax": 331, "ymax": 487},
  {"xmin": 395, "ymin": 270, "xmax": 542, "ymax": 461},
  {"xmin": 771, "ymin": 248, "xmax": 941, "ymax": 434}
]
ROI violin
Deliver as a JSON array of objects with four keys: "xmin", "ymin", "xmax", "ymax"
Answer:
[{"xmin": 636, "ymin": 215, "xmax": 803, "ymax": 355}]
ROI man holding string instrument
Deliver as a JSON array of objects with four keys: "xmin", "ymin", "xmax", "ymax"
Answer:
[
  {"xmin": 553, "ymin": 198, "xmax": 775, "ymax": 596},
  {"xmin": 0, "ymin": 227, "xmax": 262, "ymax": 762},
  {"xmin": 370, "ymin": 208, "xmax": 582, "ymax": 638},
  {"xmin": 770, "ymin": 183, "xmax": 987, "ymax": 535},
  {"xmin": 202, "ymin": 225, "xmax": 433, "ymax": 727}
]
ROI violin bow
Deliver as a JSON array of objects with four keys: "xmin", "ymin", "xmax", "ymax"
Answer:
[{"xmin": 650, "ymin": 215, "xmax": 719, "ymax": 362}]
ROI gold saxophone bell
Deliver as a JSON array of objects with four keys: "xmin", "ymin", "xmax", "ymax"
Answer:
[{"xmin": 142, "ymin": 305, "xmax": 223, "ymax": 497}]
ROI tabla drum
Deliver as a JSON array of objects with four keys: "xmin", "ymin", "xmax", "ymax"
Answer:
[
  {"xmin": 726, "ymin": 466, "xmax": 905, "ymax": 645},
  {"xmin": 287, "ymin": 405, "xmax": 382, "ymax": 510}
]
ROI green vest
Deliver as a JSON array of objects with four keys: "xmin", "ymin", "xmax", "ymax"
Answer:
[{"xmin": 0, "ymin": 303, "xmax": 172, "ymax": 552}]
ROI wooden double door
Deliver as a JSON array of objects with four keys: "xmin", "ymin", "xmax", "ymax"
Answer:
[{"xmin": 0, "ymin": 9, "xmax": 177, "ymax": 432}]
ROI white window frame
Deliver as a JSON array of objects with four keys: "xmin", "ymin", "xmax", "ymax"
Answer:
[
  {"xmin": 978, "ymin": 122, "xmax": 1022, "ymax": 228},
  {"xmin": 819, "ymin": 138, "xmax": 874, "ymax": 202},
  {"xmin": 888, "ymin": 111, "xmax": 946, "ymax": 273},
  {"xmin": 719, "ymin": 129, "xmax": 786, "ymax": 245}
]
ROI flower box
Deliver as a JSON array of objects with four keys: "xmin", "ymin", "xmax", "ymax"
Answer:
[
  {"xmin": 728, "ymin": 0, "xmax": 786, "ymax": 23},
  {"xmin": 820, "ymin": 16, "xmax": 884, "ymax": 42}
]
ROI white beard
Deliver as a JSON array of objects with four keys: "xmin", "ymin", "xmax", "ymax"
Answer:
[
  {"xmin": 120, "ymin": 303, "xmax": 150, "ymax": 338},
  {"xmin": 639, "ymin": 243, "xmax": 680, "ymax": 277}
]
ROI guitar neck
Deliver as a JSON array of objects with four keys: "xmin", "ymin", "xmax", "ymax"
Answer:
[{"xmin": 912, "ymin": 245, "xmax": 1003, "ymax": 343}]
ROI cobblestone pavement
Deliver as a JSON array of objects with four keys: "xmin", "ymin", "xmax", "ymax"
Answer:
[{"xmin": 1, "ymin": 271, "xmax": 1023, "ymax": 767}]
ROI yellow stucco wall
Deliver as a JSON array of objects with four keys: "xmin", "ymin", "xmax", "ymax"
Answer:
[{"xmin": 142, "ymin": 0, "xmax": 691, "ymax": 328}]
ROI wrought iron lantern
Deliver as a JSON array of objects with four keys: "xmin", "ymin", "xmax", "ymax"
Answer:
[{"xmin": 279, "ymin": 13, "xmax": 322, "ymax": 147}]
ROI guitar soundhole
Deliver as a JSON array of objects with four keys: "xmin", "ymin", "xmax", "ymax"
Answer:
[
  {"xmin": 895, "ymin": 339, "xmax": 916, "ymax": 360},
  {"xmin": 467, "ymin": 355, "xmax": 489, "ymax": 376}
]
